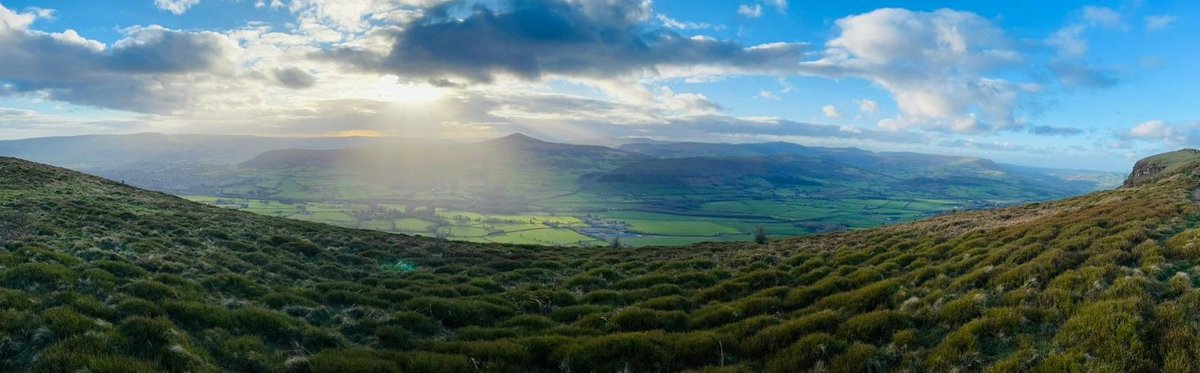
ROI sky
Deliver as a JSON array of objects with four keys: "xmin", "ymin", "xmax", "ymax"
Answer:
[{"xmin": 0, "ymin": 0, "xmax": 1195, "ymax": 171}]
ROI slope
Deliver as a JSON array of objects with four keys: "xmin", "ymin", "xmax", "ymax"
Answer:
[{"xmin": 3, "ymin": 151, "xmax": 1200, "ymax": 371}]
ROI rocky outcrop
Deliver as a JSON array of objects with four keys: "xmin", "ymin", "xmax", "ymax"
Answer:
[{"xmin": 1123, "ymin": 149, "xmax": 1200, "ymax": 187}]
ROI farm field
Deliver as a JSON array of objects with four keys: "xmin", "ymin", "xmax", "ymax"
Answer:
[
  {"xmin": 184, "ymin": 173, "xmax": 984, "ymax": 247},
  {"xmin": 125, "ymin": 134, "xmax": 1119, "ymax": 247}
]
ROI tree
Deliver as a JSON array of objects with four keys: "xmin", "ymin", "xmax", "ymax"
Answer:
[
  {"xmin": 754, "ymin": 226, "xmax": 768, "ymax": 245},
  {"xmin": 609, "ymin": 237, "xmax": 623, "ymax": 248}
]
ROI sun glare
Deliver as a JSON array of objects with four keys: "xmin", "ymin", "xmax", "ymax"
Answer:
[{"xmin": 372, "ymin": 77, "xmax": 444, "ymax": 103}]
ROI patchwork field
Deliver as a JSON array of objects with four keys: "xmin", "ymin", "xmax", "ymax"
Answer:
[{"xmin": 183, "ymin": 168, "xmax": 995, "ymax": 247}]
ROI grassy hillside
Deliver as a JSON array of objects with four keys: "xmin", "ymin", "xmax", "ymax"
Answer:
[{"xmin": 3, "ymin": 153, "xmax": 1200, "ymax": 371}]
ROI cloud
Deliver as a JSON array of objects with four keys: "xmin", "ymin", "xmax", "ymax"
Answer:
[
  {"xmin": 822, "ymin": 105, "xmax": 841, "ymax": 119},
  {"xmin": 1080, "ymin": 6, "xmax": 1124, "ymax": 29},
  {"xmin": 1027, "ymin": 125, "xmax": 1083, "ymax": 136},
  {"xmin": 799, "ymin": 8, "xmax": 1028, "ymax": 134},
  {"xmin": 757, "ymin": 90, "xmax": 780, "ymax": 100},
  {"xmin": 737, "ymin": 4, "xmax": 762, "ymax": 18},
  {"xmin": 1054, "ymin": 64, "xmax": 1120, "ymax": 90},
  {"xmin": 656, "ymin": 14, "xmax": 715, "ymax": 30},
  {"xmin": 764, "ymin": 0, "xmax": 787, "ymax": 14},
  {"xmin": 1124, "ymin": 119, "xmax": 1193, "ymax": 146},
  {"xmin": 655, "ymin": 87, "xmax": 720, "ymax": 114},
  {"xmin": 0, "ymin": 5, "xmax": 241, "ymax": 113},
  {"xmin": 324, "ymin": 0, "xmax": 806, "ymax": 84},
  {"xmin": 154, "ymin": 0, "xmax": 202, "ymax": 15},
  {"xmin": 936, "ymin": 139, "xmax": 1028, "ymax": 152},
  {"xmin": 0, "ymin": 4, "xmax": 44, "ymax": 30},
  {"xmin": 1145, "ymin": 15, "xmax": 1176, "ymax": 32},
  {"xmin": 857, "ymin": 99, "xmax": 878, "ymax": 115},
  {"xmin": 107, "ymin": 26, "xmax": 235, "ymax": 73},
  {"xmin": 273, "ymin": 67, "xmax": 317, "ymax": 89},
  {"xmin": 1045, "ymin": 6, "xmax": 1127, "ymax": 89}
]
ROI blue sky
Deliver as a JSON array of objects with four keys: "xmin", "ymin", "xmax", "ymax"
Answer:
[{"xmin": 0, "ymin": 0, "xmax": 1194, "ymax": 171}]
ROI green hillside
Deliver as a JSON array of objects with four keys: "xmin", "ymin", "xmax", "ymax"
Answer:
[{"xmin": 1, "ymin": 152, "xmax": 1200, "ymax": 371}]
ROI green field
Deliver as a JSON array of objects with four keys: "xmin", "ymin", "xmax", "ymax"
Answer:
[{"xmin": 185, "ymin": 175, "xmax": 971, "ymax": 247}]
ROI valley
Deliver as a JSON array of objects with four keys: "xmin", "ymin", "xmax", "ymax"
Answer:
[{"xmin": 6, "ymin": 133, "xmax": 1120, "ymax": 247}]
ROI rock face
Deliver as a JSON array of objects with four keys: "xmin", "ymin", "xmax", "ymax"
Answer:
[
  {"xmin": 1124, "ymin": 162, "xmax": 1167, "ymax": 187},
  {"xmin": 1123, "ymin": 149, "xmax": 1200, "ymax": 187}
]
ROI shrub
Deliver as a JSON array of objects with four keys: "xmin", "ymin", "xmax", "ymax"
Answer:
[
  {"xmin": 96, "ymin": 260, "xmax": 148, "ymax": 278},
  {"xmin": 1053, "ymin": 298, "xmax": 1152, "ymax": 372},
  {"xmin": 550, "ymin": 305, "xmax": 611, "ymax": 323},
  {"xmin": 744, "ymin": 310, "xmax": 842, "ymax": 355},
  {"xmin": 116, "ymin": 298, "xmax": 165, "ymax": 318},
  {"xmin": 839, "ymin": 310, "xmax": 910, "ymax": 342},
  {"xmin": 121, "ymin": 280, "xmax": 179, "ymax": 301},
  {"xmin": 830, "ymin": 343, "xmax": 884, "ymax": 373},
  {"xmin": 763, "ymin": 333, "xmax": 847, "ymax": 373},
  {"xmin": 201, "ymin": 274, "xmax": 267, "ymax": 298},
  {"xmin": 562, "ymin": 332, "xmax": 672, "ymax": 372},
  {"xmin": 296, "ymin": 349, "xmax": 400, "ymax": 373},
  {"xmin": 609, "ymin": 307, "xmax": 686, "ymax": 332},
  {"xmin": 1, "ymin": 262, "xmax": 74, "ymax": 290},
  {"xmin": 688, "ymin": 304, "xmax": 740, "ymax": 329},
  {"xmin": 401, "ymin": 297, "xmax": 516, "ymax": 328},
  {"xmin": 41, "ymin": 306, "xmax": 95, "ymax": 337}
]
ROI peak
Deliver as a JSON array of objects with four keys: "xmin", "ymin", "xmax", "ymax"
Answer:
[
  {"xmin": 486, "ymin": 133, "xmax": 549, "ymax": 144},
  {"xmin": 1123, "ymin": 149, "xmax": 1200, "ymax": 187}
]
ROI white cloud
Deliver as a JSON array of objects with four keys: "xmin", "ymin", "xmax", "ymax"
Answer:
[
  {"xmin": 0, "ymin": 4, "xmax": 42, "ymax": 30},
  {"xmin": 757, "ymin": 90, "xmax": 780, "ymax": 100},
  {"xmin": 1081, "ymin": 6, "xmax": 1124, "ymax": 29},
  {"xmin": 1127, "ymin": 119, "xmax": 1181, "ymax": 144},
  {"xmin": 1145, "ymin": 15, "xmax": 1176, "ymax": 32},
  {"xmin": 1044, "ymin": 6, "xmax": 1126, "ymax": 89},
  {"xmin": 765, "ymin": 0, "xmax": 787, "ymax": 14},
  {"xmin": 822, "ymin": 105, "xmax": 841, "ymax": 119},
  {"xmin": 154, "ymin": 0, "xmax": 202, "ymax": 15},
  {"xmin": 800, "ymin": 8, "xmax": 1027, "ymax": 133},
  {"xmin": 656, "ymin": 14, "xmax": 714, "ymax": 30},
  {"xmin": 858, "ymin": 99, "xmax": 878, "ymax": 115},
  {"xmin": 656, "ymin": 87, "xmax": 720, "ymax": 114},
  {"xmin": 738, "ymin": 4, "xmax": 762, "ymax": 18}
]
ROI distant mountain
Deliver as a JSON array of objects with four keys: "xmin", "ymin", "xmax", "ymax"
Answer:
[
  {"xmin": 590, "ymin": 155, "xmax": 867, "ymax": 186},
  {"xmin": 0, "ymin": 132, "xmax": 406, "ymax": 169},
  {"xmin": 607, "ymin": 141, "xmax": 1116, "ymax": 195},
  {"xmin": 569, "ymin": 136, "xmax": 667, "ymax": 148},
  {"xmin": 242, "ymin": 133, "xmax": 645, "ymax": 173},
  {"xmin": 620, "ymin": 141, "xmax": 872, "ymax": 160}
]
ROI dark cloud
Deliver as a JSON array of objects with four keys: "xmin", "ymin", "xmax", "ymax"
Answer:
[
  {"xmin": 1028, "ymin": 124, "xmax": 1084, "ymax": 136},
  {"xmin": 273, "ymin": 67, "xmax": 317, "ymax": 89},
  {"xmin": 0, "ymin": 24, "xmax": 235, "ymax": 112},
  {"xmin": 106, "ymin": 27, "xmax": 231, "ymax": 73},
  {"xmin": 324, "ymin": 0, "xmax": 805, "ymax": 83}
]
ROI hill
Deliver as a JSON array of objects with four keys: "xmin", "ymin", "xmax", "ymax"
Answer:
[
  {"xmin": 0, "ymin": 132, "xmax": 402, "ymax": 168},
  {"xmin": 1, "ymin": 152, "xmax": 1199, "ymax": 371},
  {"xmin": 1124, "ymin": 148, "xmax": 1200, "ymax": 186},
  {"xmin": 208, "ymin": 135, "xmax": 1119, "ymax": 246},
  {"xmin": 0, "ymin": 133, "xmax": 1120, "ymax": 246}
]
